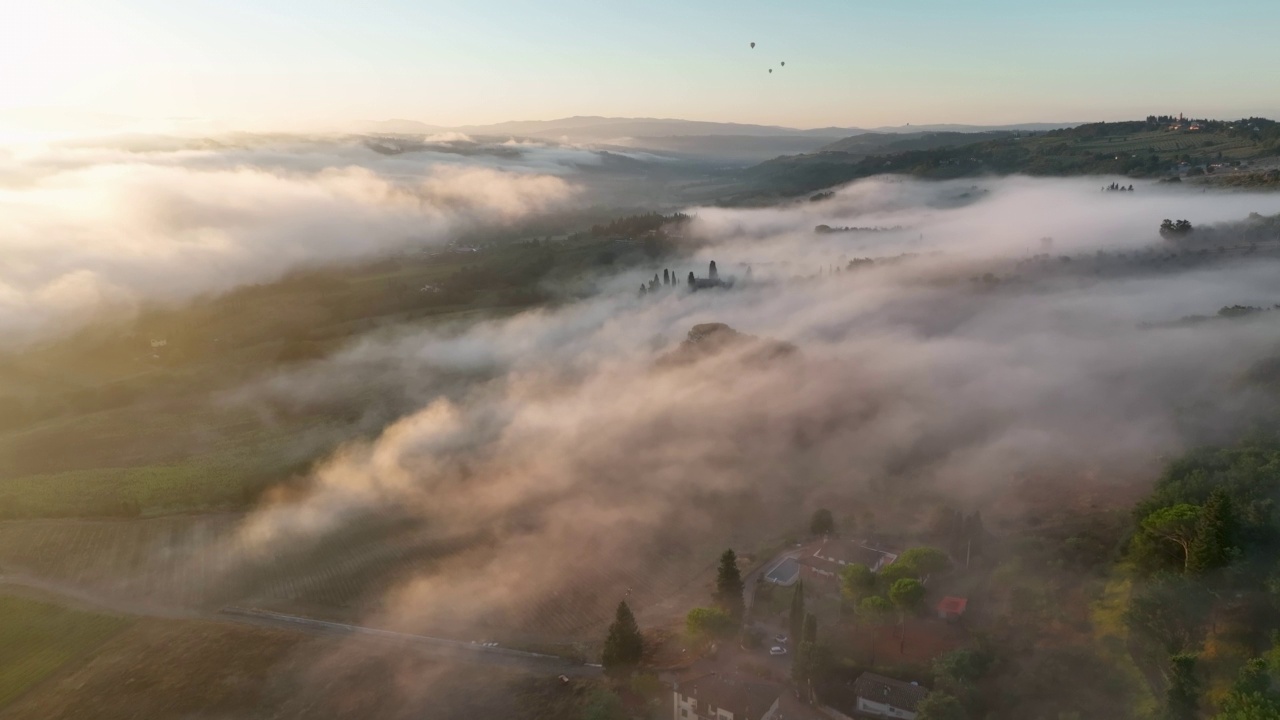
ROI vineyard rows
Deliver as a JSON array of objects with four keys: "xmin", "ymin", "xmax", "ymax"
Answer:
[{"xmin": 0, "ymin": 595, "xmax": 130, "ymax": 710}]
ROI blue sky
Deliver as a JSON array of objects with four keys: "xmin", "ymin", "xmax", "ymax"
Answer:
[{"xmin": 3, "ymin": 0, "xmax": 1278, "ymax": 130}]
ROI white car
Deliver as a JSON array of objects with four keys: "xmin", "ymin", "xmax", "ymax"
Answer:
[{"xmin": 769, "ymin": 646, "xmax": 787, "ymax": 656}]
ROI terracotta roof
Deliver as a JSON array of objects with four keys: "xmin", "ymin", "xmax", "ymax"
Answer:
[
  {"xmin": 937, "ymin": 596, "xmax": 968, "ymax": 615},
  {"xmin": 675, "ymin": 673, "xmax": 782, "ymax": 720},
  {"xmin": 853, "ymin": 672, "xmax": 928, "ymax": 712}
]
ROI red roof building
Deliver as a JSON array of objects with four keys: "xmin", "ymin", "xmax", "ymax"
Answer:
[{"xmin": 936, "ymin": 596, "xmax": 968, "ymax": 621}]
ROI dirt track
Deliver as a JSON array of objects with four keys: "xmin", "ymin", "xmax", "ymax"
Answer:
[{"xmin": 0, "ymin": 574, "xmax": 600, "ymax": 678}]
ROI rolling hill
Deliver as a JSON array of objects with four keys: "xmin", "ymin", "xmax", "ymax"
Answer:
[{"xmin": 736, "ymin": 118, "xmax": 1280, "ymax": 198}]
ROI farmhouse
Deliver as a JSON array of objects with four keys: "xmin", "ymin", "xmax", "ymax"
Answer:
[
  {"xmin": 796, "ymin": 538, "xmax": 897, "ymax": 587},
  {"xmin": 670, "ymin": 673, "xmax": 782, "ymax": 720},
  {"xmin": 852, "ymin": 673, "xmax": 928, "ymax": 720}
]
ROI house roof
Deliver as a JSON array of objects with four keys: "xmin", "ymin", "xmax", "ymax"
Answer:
[
  {"xmin": 852, "ymin": 673, "xmax": 928, "ymax": 712},
  {"xmin": 937, "ymin": 596, "xmax": 968, "ymax": 615},
  {"xmin": 809, "ymin": 538, "xmax": 894, "ymax": 569},
  {"xmin": 675, "ymin": 673, "xmax": 782, "ymax": 720}
]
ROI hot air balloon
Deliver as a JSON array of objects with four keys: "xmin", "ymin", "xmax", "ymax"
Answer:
[
  {"xmin": 768, "ymin": 68, "xmax": 772, "ymax": 73},
  {"xmin": 781, "ymin": 61, "xmax": 785, "ymax": 67},
  {"xmin": 750, "ymin": 42, "xmax": 755, "ymax": 49}
]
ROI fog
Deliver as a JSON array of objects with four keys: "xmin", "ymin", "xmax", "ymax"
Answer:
[
  {"xmin": 229, "ymin": 175, "xmax": 1280, "ymax": 640},
  {"xmin": 0, "ymin": 134, "xmax": 654, "ymax": 347}
]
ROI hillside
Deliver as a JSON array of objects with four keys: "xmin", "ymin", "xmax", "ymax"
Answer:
[
  {"xmin": 816, "ymin": 130, "xmax": 1016, "ymax": 155},
  {"xmin": 737, "ymin": 117, "xmax": 1280, "ymax": 198}
]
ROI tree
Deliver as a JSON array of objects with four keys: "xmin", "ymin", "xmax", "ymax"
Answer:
[
  {"xmin": 890, "ymin": 578, "xmax": 926, "ymax": 648},
  {"xmin": 583, "ymin": 688, "xmax": 626, "ymax": 720},
  {"xmin": 630, "ymin": 672, "xmax": 663, "ymax": 698},
  {"xmin": 715, "ymin": 549, "xmax": 745, "ymax": 622},
  {"xmin": 810, "ymin": 508, "xmax": 835, "ymax": 536},
  {"xmin": 1124, "ymin": 575, "xmax": 1208, "ymax": 655},
  {"xmin": 1161, "ymin": 219, "xmax": 1195, "ymax": 239},
  {"xmin": 1142, "ymin": 504, "xmax": 1202, "ymax": 572},
  {"xmin": 896, "ymin": 547, "xmax": 952, "ymax": 578},
  {"xmin": 789, "ymin": 581, "xmax": 806, "ymax": 642},
  {"xmin": 602, "ymin": 601, "xmax": 644, "ymax": 675},
  {"xmin": 877, "ymin": 561, "xmax": 918, "ymax": 586},
  {"xmin": 791, "ymin": 641, "xmax": 830, "ymax": 699},
  {"xmin": 932, "ymin": 649, "xmax": 991, "ymax": 710},
  {"xmin": 803, "ymin": 612, "xmax": 818, "ymax": 644},
  {"xmin": 962, "ymin": 512, "xmax": 985, "ymax": 560},
  {"xmin": 1220, "ymin": 658, "xmax": 1280, "ymax": 719},
  {"xmin": 841, "ymin": 563, "xmax": 876, "ymax": 604},
  {"xmin": 687, "ymin": 271, "xmax": 695, "ymax": 286},
  {"xmin": 686, "ymin": 607, "xmax": 735, "ymax": 640},
  {"xmin": 859, "ymin": 596, "xmax": 892, "ymax": 665},
  {"xmin": 1188, "ymin": 489, "xmax": 1236, "ymax": 574},
  {"xmin": 916, "ymin": 691, "xmax": 969, "ymax": 720},
  {"xmin": 1165, "ymin": 653, "xmax": 1199, "ymax": 720}
]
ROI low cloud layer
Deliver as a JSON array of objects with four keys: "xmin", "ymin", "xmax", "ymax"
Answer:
[
  {"xmin": 232, "ymin": 176, "xmax": 1280, "ymax": 639},
  {"xmin": 0, "ymin": 135, "xmax": 582, "ymax": 346}
]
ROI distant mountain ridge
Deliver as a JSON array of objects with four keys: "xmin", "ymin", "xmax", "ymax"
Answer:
[
  {"xmin": 449, "ymin": 116, "xmax": 860, "ymax": 140},
  {"xmin": 349, "ymin": 116, "xmax": 1084, "ymax": 164},
  {"xmin": 356, "ymin": 116, "xmax": 1079, "ymax": 140}
]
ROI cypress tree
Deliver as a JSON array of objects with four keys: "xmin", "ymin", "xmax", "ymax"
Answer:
[
  {"xmin": 1166, "ymin": 653, "xmax": 1199, "ymax": 720},
  {"xmin": 789, "ymin": 580, "xmax": 806, "ymax": 641},
  {"xmin": 663, "ymin": 269, "xmax": 670, "ymax": 285},
  {"xmin": 1188, "ymin": 490, "xmax": 1235, "ymax": 574},
  {"xmin": 687, "ymin": 271, "xmax": 695, "ymax": 286},
  {"xmin": 602, "ymin": 601, "xmax": 644, "ymax": 675},
  {"xmin": 803, "ymin": 612, "xmax": 817, "ymax": 644},
  {"xmin": 965, "ymin": 511, "xmax": 985, "ymax": 558},
  {"xmin": 715, "ymin": 549, "xmax": 745, "ymax": 621},
  {"xmin": 709, "ymin": 260, "xmax": 718, "ymax": 279}
]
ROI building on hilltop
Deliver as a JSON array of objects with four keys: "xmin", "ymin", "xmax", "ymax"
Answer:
[
  {"xmin": 852, "ymin": 673, "xmax": 928, "ymax": 720},
  {"xmin": 670, "ymin": 673, "xmax": 782, "ymax": 720}
]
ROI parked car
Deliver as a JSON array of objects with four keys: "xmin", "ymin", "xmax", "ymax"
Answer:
[
  {"xmin": 769, "ymin": 646, "xmax": 787, "ymax": 656},
  {"xmin": 774, "ymin": 634, "xmax": 788, "ymax": 644}
]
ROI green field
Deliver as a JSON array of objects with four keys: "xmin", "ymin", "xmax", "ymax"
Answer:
[
  {"xmin": 0, "ymin": 223, "xmax": 673, "ymax": 521},
  {"xmin": 0, "ymin": 595, "xmax": 130, "ymax": 710}
]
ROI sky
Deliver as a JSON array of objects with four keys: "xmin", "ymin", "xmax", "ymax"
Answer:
[{"xmin": 3, "ymin": 0, "xmax": 1279, "ymax": 133}]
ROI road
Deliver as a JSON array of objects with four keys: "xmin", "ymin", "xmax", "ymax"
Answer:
[{"xmin": 0, "ymin": 574, "xmax": 600, "ymax": 678}]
